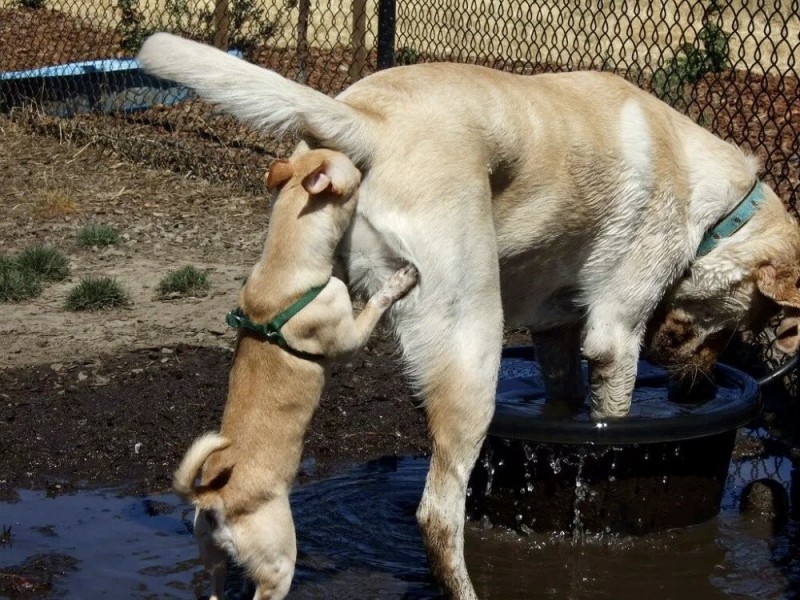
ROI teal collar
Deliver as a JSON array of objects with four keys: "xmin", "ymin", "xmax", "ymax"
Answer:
[
  {"xmin": 225, "ymin": 282, "xmax": 328, "ymax": 361},
  {"xmin": 696, "ymin": 181, "xmax": 764, "ymax": 258}
]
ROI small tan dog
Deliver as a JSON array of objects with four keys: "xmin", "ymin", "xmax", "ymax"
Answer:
[{"xmin": 173, "ymin": 149, "xmax": 417, "ymax": 600}]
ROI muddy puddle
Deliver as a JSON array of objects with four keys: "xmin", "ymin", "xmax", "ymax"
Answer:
[{"xmin": 1, "ymin": 436, "xmax": 798, "ymax": 599}]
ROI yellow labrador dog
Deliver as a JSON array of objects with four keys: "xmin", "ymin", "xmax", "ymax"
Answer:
[
  {"xmin": 140, "ymin": 34, "xmax": 800, "ymax": 599},
  {"xmin": 173, "ymin": 149, "xmax": 417, "ymax": 600}
]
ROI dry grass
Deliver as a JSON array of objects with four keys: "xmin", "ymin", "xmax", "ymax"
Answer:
[{"xmin": 31, "ymin": 188, "xmax": 79, "ymax": 219}]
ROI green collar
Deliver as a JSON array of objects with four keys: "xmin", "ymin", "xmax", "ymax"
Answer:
[
  {"xmin": 696, "ymin": 181, "xmax": 763, "ymax": 258},
  {"xmin": 225, "ymin": 283, "xmax": 328, "ymax": 361}
]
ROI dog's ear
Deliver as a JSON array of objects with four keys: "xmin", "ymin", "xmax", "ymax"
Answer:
[
  {"xmin": 302, "ymin": 163, "xmax": 334, "ymax": 195},
  {"xmin": 756, "ymin": 264, "xmax": 800, "ymax": 309},
  {"xmin": 757, "ymin": 264, "xmax": 800, "ymax": 354},
  {"xmin": 265, "ymin": 159, "xmax": 293, "ymax": 191},
  {"xmin": 302, "ymin": 155, "xmax": 361, "ymax": 198}
]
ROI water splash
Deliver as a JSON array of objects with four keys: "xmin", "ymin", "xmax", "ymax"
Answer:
[{"xmin": 482, "ymin": 446, "xmax": 495, "ymax": 495}]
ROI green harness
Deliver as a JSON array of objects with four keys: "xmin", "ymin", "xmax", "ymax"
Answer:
[{"xmin": 225, "ymin": 282, "xmax": 328, "ymax": 361}]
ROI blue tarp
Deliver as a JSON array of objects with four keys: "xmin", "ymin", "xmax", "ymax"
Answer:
[
  {"xmin": 0, "ymin": 50, "xmax": 243, "ymax": 116},
  {"xmin": 0, "ymin": 58, "xmax": 142, "ymax": 80}
]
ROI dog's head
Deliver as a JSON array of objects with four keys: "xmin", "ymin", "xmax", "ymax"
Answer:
[
  {"xmin": 646, "ymin": 191, "xmax": 800, "ymax": 379},
  {"xmin": 195, "ymin": 497, "xmax": 297, "ymax": 600}
]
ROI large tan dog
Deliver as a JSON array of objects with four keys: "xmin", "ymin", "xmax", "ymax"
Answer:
[
  {"xmin": 139, "ymin": 34, "xmax": 800, "ymax": 598},
  {"xmin": 173, "ymin": 148, "xmax": 417, "ymax": 600}
]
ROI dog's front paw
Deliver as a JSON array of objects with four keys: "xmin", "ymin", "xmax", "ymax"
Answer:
[{"xmin": 382, "ymin": 264, "xmax": 419, "ymax": 303}]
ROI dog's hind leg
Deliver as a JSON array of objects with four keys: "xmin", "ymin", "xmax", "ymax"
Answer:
[{"xmin": 392, "ymin": 240, "xmax": 502, "ymax": 599}]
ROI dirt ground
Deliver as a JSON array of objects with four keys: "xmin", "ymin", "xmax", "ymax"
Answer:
[{"xmin": 0, "ymin": 115, "xmax": 435, "ymax": 505}]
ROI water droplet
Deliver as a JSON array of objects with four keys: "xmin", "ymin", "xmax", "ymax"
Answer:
[
  {"xmin": 608, "ymin": 475, "xmax": 616, "ymax": 482},
  {"xmin": 515, "ymin": 514, "xmax": 523, "ymax": 522},
  {"xmin": 524, "ymin": 443, "xmax": 535, "ymax": 461},
  {"xmin": 485, "ymin": 464, "xmax": 495, "ymax": 495}
]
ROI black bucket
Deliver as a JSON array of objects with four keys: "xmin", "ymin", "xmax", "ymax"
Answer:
[{"xmin": 466, "ymin": 346, "xmax": 761, "ymax": 535}]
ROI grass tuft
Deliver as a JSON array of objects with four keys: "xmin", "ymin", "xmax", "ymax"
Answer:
[
  {"xmin": 64, "ymin": 276, "xmax": 131, "ymax": 311},
  {"xmin": 0, "ymin": 254, "xmax": 15, "ymax": 272},
  {"xmin": 157, "ymin": 266, "xmax": 210, "ymax": 299},
  {"xmin": 0, "ymin": 256, "xmax": 42, "ymax": 302},
  {"xmin": 76, "ymin": 224, "xmax": 120, "ymax": 247},
  {"xmin": 15, "ymin": 245, "xmax": 70, "ymax": 282}
]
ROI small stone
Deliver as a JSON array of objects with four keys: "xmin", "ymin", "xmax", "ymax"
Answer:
[{"xmin": 77, "ymin": 371, "xmax": 88, "ymax": 382}]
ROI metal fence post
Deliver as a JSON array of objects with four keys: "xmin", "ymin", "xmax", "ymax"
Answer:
[
  {"xmin": 212, "ymin": 0, "xmax": 230, "ymax": 50},
  {"xmin": 377, "ymin": 0, "xmax": 396, "ymax": 70},
  {"xmin": 349, "ymin": 0, "xmax": 368, "ymax": 82},
  {"xmin": 296, "ymin": 0, "xmax": 310, "ymax": 84}
]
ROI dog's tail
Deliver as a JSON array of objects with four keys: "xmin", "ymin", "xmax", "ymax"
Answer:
[
  {"xmin": 173, "ymin": 432, "xmax": 231, "ymax": 501},
  {"xmin": 137, "ymin": 33, "xmax": 377, "ymax": 165}
]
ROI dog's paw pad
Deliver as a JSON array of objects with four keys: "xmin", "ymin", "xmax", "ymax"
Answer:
[{"xmin": 387, "ymin": 264, "xmax": 418, "ymax": 295}]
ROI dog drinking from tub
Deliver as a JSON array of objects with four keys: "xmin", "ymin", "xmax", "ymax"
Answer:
[
  {"xmin": 173, "ymin": 148, "xmax": 417, "ymax": 600},
  {"xmin": 139, "ymin": 34, "xmax": 800, "ymax": 598}
]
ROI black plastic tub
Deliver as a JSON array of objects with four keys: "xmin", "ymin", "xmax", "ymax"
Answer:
[{"xmin": 467, "ymin": 346, "xmax": 762, "ymax": 535}]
